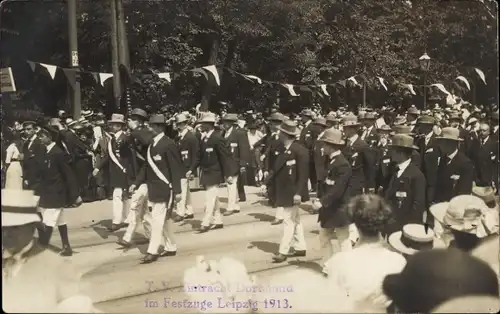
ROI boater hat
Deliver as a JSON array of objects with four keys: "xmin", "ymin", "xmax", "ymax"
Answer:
[
  {"xmin": 388, "ymin": 224, "xmax": 435, "ymax": 255},
  {"xmin": 175, "ymin": 113, "xmax": 189, "ymax": 124},
  {"xmin": 342, "ymin": 115, "xmax": 361, "ymax": 127},
  {"xmin": 436, "ymin": 127, "xmax": 463, "ymax": 141},
  {"xmin": 2, "ymin": 189, "xmax": 41, "ymax": 227},
  {"xmin": 221, "ymin": 113, "xmax": 238, "ymax": 122}
]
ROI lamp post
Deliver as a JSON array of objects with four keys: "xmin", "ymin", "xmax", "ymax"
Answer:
[{"xmin": 419, "ymin": 52, "xmax": 431, "ymax": 110}]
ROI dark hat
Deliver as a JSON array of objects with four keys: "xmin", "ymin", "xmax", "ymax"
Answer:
[
  {"xmin": 149, "ymin": 114, "xmax": 166, "ymax": 125},
  {"xmin": 313, "ymin": 117, "xmax": 327, "ymax": 127},
  {"xmin": 383, "ymin": 249, "xmax": 499, "ymax": 313},
  {"xmin": 159, "ymin": 105, "xmax": 170, "ymax": 113},
  {"xmin": 278, "ymin": 119, "xmax": 300, "ymax": 136},
  {"xmin": 21, "ymin": 120, "xmax": 37, "ymax": 127},
  {"xmin": 389, "ymin": 134, "xmax": 419, "ymax": 150},
  {"xmin": 268, "ymin": 112, "xmax": 284, "ymax": 122},
  {"xmin": 417, "ymin": 115, "xmax": 436, "ymax": 125},
  {"xmin": 130, "ymin": 108, "xmax": 148, "ymax": 120},
  {"xmin": 37, "ymin": 125, "xmax": 59, "ymax": 139}
]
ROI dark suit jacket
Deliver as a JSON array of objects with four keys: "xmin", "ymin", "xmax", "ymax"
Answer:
[
  {"xmin": 224, "ymin": 127, "xmax": 251, "ymax": 168},
  {"xmin": 135, "ymin": 134, "xmax": 184, "ymax": 203},
  {"xmin": 342, "ymin": 136, "xmax": 376, "ymax": 194},
  {"xmin": 313, "ymin": 141, "xmax": 328, "ymax": 181},
  {"xmin": 59, "ymin": 129, "xmax": 89, "ymax": 164},
  {"xmin": 384, "ymin": 162, "xmax": 427, "ymax": 234},
  {"xmin": 197, "ymin": 130, "xmax": 238, "ymax": 187},
  {"xmin": 38, "ymin": 144, "xmax": 79, "ymax": 208},
  {"xmin": 22, "ymin": 135, "xmax": 45, "ymax": 192},
  {"xmin": 299, "ymin": 122, "xmax": 316, "ymax": 151},
  {"xmin": 318, "ymin": 153, "xmax": 352, "ymax": 228},
  {"xmin": 471, "ymin": 136, "xmax": 498, "ymax": 187},
  {"xmin": 263, "ymin": 133, "xmax": 283, "ymax": 172},
  {"xmin": 375, "ymin": 144, "xmax": 392, "ymax": 190},
  {"xmin": 362, "ymin": 126, "xmax": 378, "ymax": 147},
  {"xmin": 95, "ymin": 131, "xmax": 136, "ymax": 188},
  {"xmin": 177, "ymin": 129, "xmax": 200, "ymax": 174},
  {"xmin": 266, "ymin": 141, "xmax": 309, "ymax": 207},
  {"xmin": 433, "ymin": 151, "xmax": 474, "ymax": 203},
  {"xmin": 130, "ymin": 126, "xmax": 154, "ymax": 169},
  {"xmin": 417, "ymin": 134, "xmax": 441, "ymax": 206}
]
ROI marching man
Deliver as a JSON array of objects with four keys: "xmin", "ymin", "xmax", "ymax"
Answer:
[
  {"xmin": 93, "ymin": 114, "xmax": 135, "ymax": 232},
  {"xmin": 134, "ymin": 114, "xmax": 185, "ymax": 264}
]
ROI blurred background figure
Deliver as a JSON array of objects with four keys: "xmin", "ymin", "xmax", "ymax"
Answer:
[{"xmin": 3, "ymin": 129, "xmax": 24, "ymax": 189}]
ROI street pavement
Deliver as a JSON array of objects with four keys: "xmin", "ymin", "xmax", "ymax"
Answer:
[{"xmin": 52, "ymin": 186, "xmax": 326, "ymax": 313}]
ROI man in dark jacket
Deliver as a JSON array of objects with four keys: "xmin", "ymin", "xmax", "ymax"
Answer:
[
  {"xmin": 312, "ymin": 128, "xmax": 352, "ymax": 270},
  {"xmin": 21, "ymin": 121, "xmax": 45, "ymax": 192}
]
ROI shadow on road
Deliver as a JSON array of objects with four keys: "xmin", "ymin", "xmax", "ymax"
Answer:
[
  {"xmin": 248, "ymin": 241, "xmax": 278, "ymax": 253},
  {"xmin": 247, "ymin": 212, "xmax": 275, "ymax": 222},
  {"xmin": 309, "ymin": 230, "xmax": 319, "ymax": 235},
  {"xmin": 288, "ymin": 260, "xmax": 323, "ymax": 273},
  {"xmin": 180, "ymin": 219, "xmax": 202, "ymax": 230}
]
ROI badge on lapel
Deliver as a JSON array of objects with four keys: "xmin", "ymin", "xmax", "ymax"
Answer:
[
  {"xmin": 153, "ymin": 154, "xmax": 162, "ymax": 161},
  {"xmin": 450, "ymin": 175, "xmax": 460, "ymax": 181},
  {"xmin": 325, "ymin": 179, "xmax": 335, "ymax": 185}
]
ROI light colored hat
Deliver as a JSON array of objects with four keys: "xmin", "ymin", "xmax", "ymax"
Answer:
[
  {"xmin": 268, "ymin": 112, "xmax": 284, "ymax": 122},
  {"xmin": 472, "ymin": 185, "xmax": 497, "ymax": 205},
  {"xmin": 1, "ymin": 189, "xmax": 41, "ymax": 227},
  {"xmin": 389, "ymin": 134, "xmax": 419, "ymax": 150},
  {"xmin": 278, "ymin": 119, "xmax": 300, "ymax": 136},
  {"xmin": 431, "ymin": 296, "xmax": 500, "ymax": 313},
  {"xmin": 429, "ymin": 195, "xmax": 494, "ymax": 238},
  {"xmin": 48, "ymin": 118, "xmax": 61, "ymax": 126},
  {"xmin": 467, "ymin": 117, "xmax": 479, "ymax": 125},
  {"xmin": 301, "ymin": 109, "xmax": 314, "ymax": 117},
  {"xmin": 391, "ymin": 125, "xmax": 414, "ymax": 136},
  {"xmin": 365, "ymin": 112, "xmax": 377, "ymax": 120},
  {"xmin": 342, "ymin": 114, "xmax": 361, "ymax": 127},
  {"xmin": 417, "ymin": 115, "xmax": 435, "ymax": 125},
  {"xmin": 108, "ymin": 113, "xmax": 126, "ymax": 124},
  {"xmin": 388, "ymin": 224, "xmax": 434, "ymax": 255},
  {"xmin": 149, "ymin": 114, "xmax": 166, "ymax": 125},
  {"xmin": 196, "ymin": 112, "xmax": 217, "ymax": 124},
  {"xmin": 313, "ymin": 117, "xmax": 327, "ymax": 127},
  {"xmin": 377, "ymin": 124, "xmax": 392, "ymax": 132},
  {"xmin": 407, "ymin": 106, "xmax": 420, "ymax": 115},
  {"xmin": 436, "ymin": 127, "xmax": 463, "ymax": 141},
  {"xmin": 319, "ymin": 128, "xmax": 345, "ymax": 145},
  {"xmin": 175, "ymin": 113, "xmax": 189, "ymax": 124},
  {"xmin": 221, "ymin": 113, "xmax": 238, "ymax": 122}
]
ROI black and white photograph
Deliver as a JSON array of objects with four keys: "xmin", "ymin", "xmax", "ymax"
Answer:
[{"xmin": 1, "ymin": 0, "xmax": 499, "ymax": 312}]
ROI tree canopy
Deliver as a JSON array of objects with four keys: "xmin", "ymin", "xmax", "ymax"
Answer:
[{"xmin": 0, "ymin": 0, "xmax": 497, "ymax": 116}]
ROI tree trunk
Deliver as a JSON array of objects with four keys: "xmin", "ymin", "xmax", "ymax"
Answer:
[
  {"xmin": 200, "ymin": 35, "xmax": 220, "ymax": 112},
  {"xmin": 216, "ymin": 39, "xmax": 238, "ymax": 110}
]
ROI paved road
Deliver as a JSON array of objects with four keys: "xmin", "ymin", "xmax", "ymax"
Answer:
[{"xmin": 53, "ymin": 187, "xmax": 326, "ymax": 313}]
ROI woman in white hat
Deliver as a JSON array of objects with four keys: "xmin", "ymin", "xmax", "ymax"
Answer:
[{"xmin": 2, "ymin": 189, "xmax": 99, "ymax": 313}]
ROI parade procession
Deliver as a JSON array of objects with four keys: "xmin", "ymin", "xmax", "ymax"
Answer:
[{"xmin": 1, "ymin": 0, "xmax": 500, "ymax": 313}]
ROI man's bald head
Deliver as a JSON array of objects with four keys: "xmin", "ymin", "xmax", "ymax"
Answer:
[{"xmin": 479, "ymin": 122, "xmax": 490, "ymax": 138}]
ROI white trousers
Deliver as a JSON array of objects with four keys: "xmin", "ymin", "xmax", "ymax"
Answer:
[
  {"xmin": 319, "ymin": 226, "xmax": 352, "ymax": 267},
  {"xmin": 146, "ymin": 201, "xmax": 177, "ymax": 255},
  {"xmin": 123, "ymin": 184, "xmax": 149, "ymax": 243},
  {"xmin": 226, "ymin": 176, "xmax": 239, "ymax": 212},
  {"xmin": 275, "ymin": 207, "xmax": 284, "ymax": 220},
  {"xmin": 39, "ymin": 208, "xmax": 66, "ymax": 227},
  {"xmin": 176, "ymin": 178, "xmax": 193, "ymax": 216},
  {"xmin": 112, "ymin": 188, "xmax": 130, "ymax": 225},
  {"xmin": 278, "ymin": 206, "xmax": 306, "ymax": 255},
  {"xmin": 201, "ymin": 185, "xmax": 223, "ymax": 227}
]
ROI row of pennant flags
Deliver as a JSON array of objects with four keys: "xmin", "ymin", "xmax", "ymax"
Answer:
[{"xmin": 27, "ymin": 60, "xmax": 487, "ymax": 97}]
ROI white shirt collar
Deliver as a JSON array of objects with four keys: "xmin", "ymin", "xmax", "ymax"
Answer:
[
  {"xmin": 329, "ymin": 150, "xmax": 341, "ymax": 162},
  {"xmin": 179, "ymin": 128, "xmax": 188, "ymax": 138},
  {"xmin": 493, "ymin": 125, "xmax": 499, "ymax": 133},
  {"xmin": 425, "ymin": 130, "xmax": 433, "ymax": 140},
  {"xmin": 46, "ymin": 142, "xmax": 56, "ymax": 153},
  {"xmin": 304, "ymin": 120, "xmax": 312, "ymax": 127},
  {"xmin": 115, "ymin": 130, "xmax": 123, "ymax": 139},
  {"xmin": 225, "ymin": 126, "xmax": 233, "ymax": 138},
  {"xmin": 348, "ymin": 134, "xmax": 359, "ymax": 146},
  {"xmin": 152, "ymin": 133, "xmax": 164, "ymax": 146},
  {"xmin": 205, "ymin": 129, "xmax": 214, "ymax": 139},
  {"xmin": 482, "ymin": 136, "xmax": 489, "ymax": 144},
  {"xmin": 448, "ymin": 149, "xmax": 458, "ymax": 162},
  {"xmin": 397, "ymin": 158, "xmax": 412, "ymax": 173}
]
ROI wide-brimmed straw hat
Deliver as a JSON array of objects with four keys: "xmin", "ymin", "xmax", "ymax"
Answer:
[
  {"xmin": 407, "ymin": 106, "xmax": 420, "ymax": 115},
  {"xmin": 436, "ymin": 127, "xmax": 463, "ymax": 141},
  {"xmin": 221, "ymin": 113, "xmax": 238, "ymax": 122},
  {"xmin": 2, "ymin": 189, "xmax": 41, "ymax": 227},
  {"xmin": 319, "ymin": 128, "xmax": 345, "ymax": 145},
  {"xmin": 417, "ymin": 115, "xmax": 435, "ymax": 125},
  {"xmin": 268, "ymin": 112, "xmax": 284, "ymax": 122},
  {"xmin": 342, "ymin": 115, "xmax": 361, "ymax": 127},
  {"xmin": 278, "ymin": 119, "xmax": 300, "ymax": 136},
  {"xmin": 175, "ymin": 113, "xmax": 189, "ymax": 124},
  {"xmin": 472, "ymin": 185, "xmax": 498, "ymax": 206},
  {"xmin": 313, "ymin": 117, "xmax": 327, "ymax": 127},
  {"xmin": 390, "ymin": 125, "xmax": 414, "ymax": 136},
  {"xmin": 196, "ymin": 112, "xmax": 217, "ymax": 124},
  {"xmin": 149, "ymin": 114, "xmax": 166, "ymax": 125},
  {"xmin": 389, "ymin": 134, "xmax": 419, "ymax": 150},
  {"xmin": 377, "ymin": 124, "xmax": 392, "ymax": 132},
  {"xmin": 108, "ymin": 113, "xmax": 126, "ymax": 124},
  {"xmin": 429, "ymin": 195, "xmax": 495, "ymax": 238},
  {"xmin": 388, "ymin": 224, "xmax": 435, "ymax": 255}
]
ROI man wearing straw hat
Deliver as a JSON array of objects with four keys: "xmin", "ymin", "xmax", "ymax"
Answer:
[
  {"xmin": 173, "ymin": 112, "xmax": 200, "ymax": 222},
  {"xmin": 341, "ymin": 114, "xmax": 376, "ymax": 196},
  {"xmin": 132, "ymin": 114, "xmax": 184, "ymax": 263},
  {"xmin": 384, "ymin": 134, "xmax": 426, "ymax": 235},
  {"xmin": 432, "ymin": 127, "xmax": 474, "ymax": 204},
  {"xmin": 93, "ymin": 113, "xmax": 135, "ymax": 232},
  {"xmin": 265, "ymin": 119, "xmax": 309, "ymax": 263},
  {"xmin": 196, "ymin": 112, "xmax": 237, "ymax": 233},
  {"xmin": 313, "ymin": 128, "xmax": 353, "ymax": 268}
]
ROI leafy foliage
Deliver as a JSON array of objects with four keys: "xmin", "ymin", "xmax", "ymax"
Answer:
[{"xmin": 0, "ymin": 0, "xmax": 497, "ymax": 118}]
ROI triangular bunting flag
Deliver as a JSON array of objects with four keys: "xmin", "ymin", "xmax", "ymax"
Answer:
[
  {"xmin": 244, "ymin": 75, "xmax": 262, "ymax": 84},
  {"xmin": 202, "ymin": 65, "xmax": 220, "ymax": 86},
  {"xmin": 405, "ymin": 84, "xmax": 416, "ymax": 95},
  {"xmin": 99, "ymin": 73, "xmax": 113, "ymax": 86},
  {"xmin": 157, "ymin": 72, "xmax": 171, "ymax": 82},
  {"xmin": 347, "ymin": 76, "xmax": 359, "ymax": 86},
  {"xmin": 474, "ymin": 68, "xmax": 487, "ymax": 85},
  {"xmin": 191, "ymin": 68, "xmax": 209, "ymax": 81},
  {"xmin": 320, "ymin": 84, "xmax": 329, "ymax": 96},
  {"xmin": 62, "ymin": 68, "xmax": 77, "ymax": 89},
  {"xmin": 92, "ymin": 73, "xmax": 99, "ymax": 84},
  {"xmin": 431, "ymin": 83, "xmax": 451, "ymax": 96},
  {"xmin": 27, "ymin": 61, "xmax": 36, "ymax": 72},
  {"xmin": 377, "ymin": 77, "xmax": 388, "ymax": 91},
  {"xmin": 455, "ymin": 76, "xmax": 471, "ymax": 90},
  {"xmin": 39, "ymin": 63, "xmax": 57, "ymax": 79},
  {"xmin": 338, "ymin": 80, "xmax": 346, "ymax": 88},
  {"xmin": 282, "ymin": 84, "xmax": 299, "ymax": 96}
]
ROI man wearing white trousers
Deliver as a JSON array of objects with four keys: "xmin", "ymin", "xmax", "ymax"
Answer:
[
  {"xmin": 263, "ymin": 120, "xmax": 309, "ymax": 263},
  {"xmin": 134, "ymin": 114, "xmax": 184, "ymax": 264},
  {"xmin": 173, "ymin": 113, "xmax": 200, "ymax": 222},
  {"xmin": 36, "ymin": 126, "xmax": 81, "ymax": 256},
  {"xmin": 93, "ymin": 114, "xmax": 135, "ymax": 232}
]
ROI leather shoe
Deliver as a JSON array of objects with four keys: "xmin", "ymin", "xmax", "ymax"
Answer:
[
  {"xmin": 107, "ymin": 224, "xmax": 122, "ymax": 232},
  {"xmin": 116, "ymin": 238, "xmax": 132, "ymax": 248},
  {"xmin": 211, "ymin": 224, "xmax": 223, "ymax": 230},
  {"xmin": 271, "ymin": 219, "xmax": 283, "ymax": 225},
  {"xmin": 184, "ymin": 214, "xmax": 194, "ymax": 219},
  {"xmin": 288, "ymin": 249, "xmax": 306, "ymax": 257},
  {"xmin": 159, "ymin": 250, "xmax": 177, "ymax": 257},
  {"xmin": 141, "ymin": 253, "xmax": 159, "ymax": 264},
  {"xmin": 173, "ymin": 216, "xmax": 184, "ymax": 223},
  {"xmin": 198, "ymin": 226, "xmax": 210, "ymax": 233},
  {"xmin": 272, "ymin": 253, "xmax": 287, "ymax": 263},
  {"xmin": 60, "ymin": 246, "xmax": 73, "ymax": 257},
  {"xmin": 223, "ymin": 210, "xmax": 237, "ymax": 216}
]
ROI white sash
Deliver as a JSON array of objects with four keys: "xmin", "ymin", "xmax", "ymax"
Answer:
[
  {"xmin": 147, "ymin": 146, "xmax": 172, "ymax": 188},
  {"xmin": 108, "ymin": 139, "xmax": 126, "ymax": 173},
  {"xmin": 136, "ymin": 151, "xmax": 146, "ymax": 161}
]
